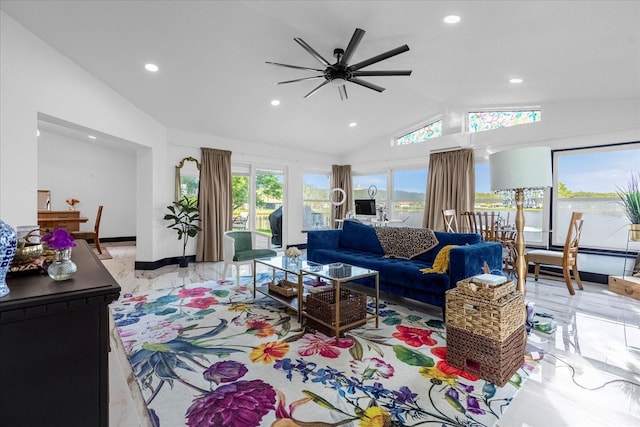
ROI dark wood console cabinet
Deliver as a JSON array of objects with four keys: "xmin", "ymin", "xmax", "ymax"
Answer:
[{"xmin": 0, "ymin": 240, "xmax": 121, "ymax": 427}]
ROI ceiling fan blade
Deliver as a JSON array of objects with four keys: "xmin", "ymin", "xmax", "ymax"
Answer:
[
  {"xmin": 265, "ymin": 61, "xmax": 324, "ymax": 72},
  {"xmin": 351, "ymin": 70, "xmax": 412, "ymax": 77},
  {"xmin": 338, "ymin": 85, "xmax": 348, "ymax": 100},
  {"xmin": 276, "ymin": 75, "xmax": 324, "ymax": 85},
  {"xmin": 303, "ymin": 80, "xmax": 330, "ymax": 98},
  {"xmin": 339, "ymin": 28, "xmax": 365, "ymax": 67},
  {"xmin": 294, "ymin": 38, "xmax": 332, "ymax": 67},
  {"xmin": 348, "ymin": 45, "xmax": 410, "ymax": 72},
  {"xmin": 349, "ymin": 77, "xmax": 386, "ymax": 92}
]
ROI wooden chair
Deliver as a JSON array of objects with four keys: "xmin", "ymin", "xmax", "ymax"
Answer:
[
  {"xmin": 525, "ymin": 212, "xmax": 584, "ymax": 295},
  {"xmin": 223, "ymin": 230, "xmax": 277, "ymax": 284},
  {"xmin": 71, "ymin": 205, "xmax": 103, "ymax": 254},
  {"xmin": 461, "ymin": 211, "xmax": 479, "ymax": 234},
  {"xmin": 475, "ymin": 211, "xmax": 499, "ymax": 242},
  {"xmin": 442, "ymin": 209, "xmax": 458, "ymax": 233}
]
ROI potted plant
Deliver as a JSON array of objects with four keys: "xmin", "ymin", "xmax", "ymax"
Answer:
[
  {"xmin": 617, "ymin": 172, "xmax": 640, "ymax": 241},
  {"xmin": 164, "ymin": 196, "xmax": 201, "ymax": 267}
]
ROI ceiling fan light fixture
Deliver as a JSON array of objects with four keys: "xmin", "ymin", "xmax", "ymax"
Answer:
[{"xmin": 268, "ymin": 28, "xmax": 411, "ymax": 100}]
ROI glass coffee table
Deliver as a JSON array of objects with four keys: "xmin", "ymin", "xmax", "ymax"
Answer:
[
  {"xmin": 253, "ymin": 256, "xmax": 328, "ymax": 323},
  {"xmin": 301, "ymin": 262, "xmax": 379, "ymax": 340}
]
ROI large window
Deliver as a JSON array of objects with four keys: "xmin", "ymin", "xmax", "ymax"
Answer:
[
  {"xmin": 353, "ymin": 173, "xmax": 387, "ymax": 216},
  {"xmin": 395, "ymin": 120, "xmax": 442, "ymax": 146},
  {"xmin": 303, "ymin": 173, "xmax": 330, "ymax": 229},
  {"xmin": 554, "ymin": 143, "xmax": 640, "ymax": 252},
  {"xmin": 474, "ymin": 162, "xmax": 548, "ymax": 244},
  {"xmin": 391, "ymin": 168, "xmax": 427, "ymax": 227},
  {"xmin": 468, "ymin": 110, "xmax": 541, "ymax": 133}
]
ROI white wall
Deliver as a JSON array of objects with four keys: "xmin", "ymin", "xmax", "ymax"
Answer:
[
  {"xmin": 0, "ymin": 11, "xmax": 167, "ymax": 262},
  {"xmin": 37, "ymin": 129, "xmax": 137, "ymax": 238}
]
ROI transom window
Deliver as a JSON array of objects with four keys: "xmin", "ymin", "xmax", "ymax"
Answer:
[
  {"xmin": 468, "ymin": 110, "xmax": 541, "ymax": 133},
  {"xmin": 395, "ymin": 120, "xmax": 442, "ymax": 145}
]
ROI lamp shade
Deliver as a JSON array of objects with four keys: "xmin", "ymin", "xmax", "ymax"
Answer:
[{"xmin": 489, "ymin": 146, "xmax": 552, "ymax": 191}]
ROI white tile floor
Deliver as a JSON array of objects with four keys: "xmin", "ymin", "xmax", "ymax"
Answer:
[{"xmin": 102, "ymin": 243, "xmax": 640, "ymax": 427}]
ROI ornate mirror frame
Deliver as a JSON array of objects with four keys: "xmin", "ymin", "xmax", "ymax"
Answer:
[{"xmin": 175, "ymin": 156, "xmax": 201, "ymax": 201}]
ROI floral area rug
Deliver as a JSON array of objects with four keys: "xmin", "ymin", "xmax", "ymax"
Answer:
[{"xmin": 110, "ymin": 272, "xmax": 535, "ymax": 427}]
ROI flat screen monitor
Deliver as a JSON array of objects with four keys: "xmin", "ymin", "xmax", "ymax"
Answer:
[{"xmin": 354, "ymin": 199, "xmax": 376, "ymax": 216}]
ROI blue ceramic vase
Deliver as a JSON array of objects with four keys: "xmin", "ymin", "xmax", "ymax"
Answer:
[{"xmin": 0, "ymin": 218, "xmax": 17, "ymax": 297}]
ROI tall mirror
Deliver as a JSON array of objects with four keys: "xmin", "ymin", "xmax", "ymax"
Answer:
[{"xmin": 175, "ymin": 157, "xmax": 201, "ymax": 202}]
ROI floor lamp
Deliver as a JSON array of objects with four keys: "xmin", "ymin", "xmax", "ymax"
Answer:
[{"xmin": 489, "ymin": 147, "xmax": 552, "ymax": 294}]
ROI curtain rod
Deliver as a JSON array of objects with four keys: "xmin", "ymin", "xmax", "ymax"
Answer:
[{"xmin": 429, "ymin": 146, "xmax": 463, "ymax": 154}]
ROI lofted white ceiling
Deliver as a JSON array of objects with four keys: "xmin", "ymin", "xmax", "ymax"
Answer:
[{"xmin": 2, "ymin": 0, "xmax": 639, "ymax": 155}]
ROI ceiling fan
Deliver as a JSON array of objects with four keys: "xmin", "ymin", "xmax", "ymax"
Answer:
[{"xmin": 266, "ymin": 28, "xmax": 412, "ymax": 100}]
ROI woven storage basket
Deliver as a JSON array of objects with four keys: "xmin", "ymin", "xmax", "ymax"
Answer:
[
  {"xmin": 268, "ymin": 279, "xmax": 297, "ymax": 297},
  {"xmin": 306, "ymin": 289, "xmax": 366, "ymax": 334},
  {"xmin": 456, "ymin": 278, "xmax": 515, "ymax": 301},
  {"xmin": 446, "ymin": 324, "xmax": 526, "ymax": 387},
  {"xmin": 445, "ymin": 288, "xmax": 525, "ymax": 341}
]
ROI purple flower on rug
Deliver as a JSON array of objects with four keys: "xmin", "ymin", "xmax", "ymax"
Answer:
[
  {"xmin": 185, "ymin": 380, "xmax": 276, "ymax": 427},
  {"xmin": 203, "ymin": 361, "xmax": 248, "ymax": 385},
  {"xmin": 466, "ymin": 396, "xmax": 485, "ymax": 415},
  {"xmin": 393, "ymin": 386, "xmax": 418, "ymax": 405}
]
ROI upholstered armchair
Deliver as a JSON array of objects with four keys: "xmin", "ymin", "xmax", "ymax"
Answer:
[{"xmin": 222, "ymin": 231, "xmax": 277, "ymax": 284}]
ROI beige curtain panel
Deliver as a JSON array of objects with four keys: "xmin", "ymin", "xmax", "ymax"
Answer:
[
  {"xmin": 330, "ymin": 165, "xmax": 353, "ymax": 228},
  {"xmin": 423, "ymin": 149, "xmax": 475, "ymax": 230},
  {"xmin": 196, "ymin": 148, "xmax": 232, "ymax": 262}
]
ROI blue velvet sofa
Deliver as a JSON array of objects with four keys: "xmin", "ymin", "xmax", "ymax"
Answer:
[{"xmin": 306, "ymin": 220, "xmax": 503, "ymax": 313}]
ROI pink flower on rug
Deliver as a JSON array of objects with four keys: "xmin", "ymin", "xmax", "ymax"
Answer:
[
  {"xmin": 178, "ymin": 287, "xmax": 212, "ymax": 298},
  {"xmin": 122, "ymin": 294, "xmax": 147, "ymax": 303},
  {"xmin": 392, "ymin": 325, "xmax": 437, "ymax": 347},
  {"xmin": 297, "ymin": 332, "xmax": 354, "ymax": 358},
  {"xmin": 185, "ymin": 296, "xmax": 219, "ymax": 309},
  {"xmin": 139, "ymin": 320, "xmax": 182, "ymax": 344},
  {"xmin": 350, "ymin": 357, "xmax": 395, "ymax": 380},
  {"xmin": 185, "ymin": 380, "xmax": 275, "ymax": 427}
]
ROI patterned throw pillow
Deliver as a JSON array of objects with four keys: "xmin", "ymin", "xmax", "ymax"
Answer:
[{"xmin": 375, "ymin": 227, "xmax": 439, "ymax": 259}]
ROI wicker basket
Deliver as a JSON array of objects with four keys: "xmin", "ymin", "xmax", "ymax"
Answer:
[
  {"xmin": 446, "ymin": 324, "xmax": 526, "ymax": 387},
  {"xmin": 445, "ymin": 288, "xmax": 525, "ymax": 341},
  {"xmin": 268, "ymin": 279, "xmax": 298, "ymax": 297},
  {"xmin": 456, "ymin": 277, "xmax": 515, "ymax": 301},
  {"xmin": 305, "ymin": 289, "xmax": 367, "ymax": 334}
]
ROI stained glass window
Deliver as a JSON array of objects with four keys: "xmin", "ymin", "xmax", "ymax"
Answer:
[
  {"xmin": 468, "ymin": 110, "xmax": 541, "ymax": 133},
  {"xmin": 396, "ymin": 120, "xmax": 442, "ymax": 145}
]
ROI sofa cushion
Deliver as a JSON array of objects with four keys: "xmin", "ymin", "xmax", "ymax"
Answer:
[
  {"xmin": 374, "ymin": 227, "xmax": 439, "ymax": 259},
  {"xmin": 339, "ymin": 220, "xmax": 384, "ymax": 255}
]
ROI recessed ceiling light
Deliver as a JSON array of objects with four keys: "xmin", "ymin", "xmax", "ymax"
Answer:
[
  {"xmin": 349, "ymin": 122, "xmax": 357, "ymax": 127},
  {"xmin": 443, "ymin": 15, "xmax": 461, "ymax": 24},
  {"xmin": 270, "ymin": 99, "xmax": 280, "ymax": 106},
  {"xmin": 509, "ymin": 78, "xmax": 523, "ymax": 84},
  {"xmin": 88, "ymin": 135, "xmax": 97, "ymax": 139},
  {"xmin": 145, "ymin": 63, "xmax": 159, "ymax": 72}
]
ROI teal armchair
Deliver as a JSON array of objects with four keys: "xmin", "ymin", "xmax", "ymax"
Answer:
[{"xmin": 223, "ymin": 231, "xmax": 277, "ymax": 284}]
